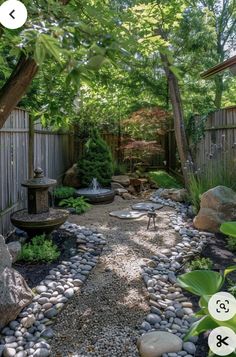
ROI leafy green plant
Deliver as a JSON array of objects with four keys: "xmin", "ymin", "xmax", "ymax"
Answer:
[
  {"xmin": 188, "ymin": 163, "xmax": 236, "ymax": 214},
  {"xmin": 78, "ymin": 129, "xmax": 114, "ymax": 187},
  {"xmin": 226, "ymin": 236, "xmax": 236, "ymax": 253},
  {"xmin": 186, "ymin": 257, "xmax": 213, "ymax": 271},
  {"xmin": 19, "ymin": 234, "xmax": 60, "ymax": 263},
  {"xmin": 53, "ymin": 186, "xmax": 76, "ymax": 199},
  {"xmin": 148, "ymin": 170, "xmax": 182, "ymax": 189},
  {"xmin": 220, "ymin": 221, "xmax": 236, "ymax": 238},
  {"xmin": 113, "ymin": 160, "xmax": 127, "ymax": 175},
  {"xmin": 220, "ymin": 222, "xmax": 236, "ymax": 252},
  {"xmin": 59, "ymin": 197, "xmax": 90, "ymax": 214},
  {"xmin": 227, "ymin": 278, "xmax": 236, "ymax": 297},
  {"xmin": 177, "ymin": 267, "xmax": 236, "ymax": 344}
]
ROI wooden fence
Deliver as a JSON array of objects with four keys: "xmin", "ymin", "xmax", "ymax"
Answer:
[
  {"xmin": 0, "ymin": 109, "xmax": 73, "ymax": 236},
  {"xmin": 166, "ymin": 106, "xmax": 236, "ymax": 177},
  {"xmin": 193, "ymin": 106, "xmax": 236, "ymax": 176}
]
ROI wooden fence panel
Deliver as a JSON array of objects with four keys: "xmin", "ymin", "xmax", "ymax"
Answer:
[
  {"xmin": 193, "ymin": 107, "xmax": 236, "ymax": 177},
  {"xmin": 0, "ymin": 109, "xmax": 29, "ymax": 236}
]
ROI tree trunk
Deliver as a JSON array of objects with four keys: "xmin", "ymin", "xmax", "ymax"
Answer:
[
  {"xmin": 0, "ymin": 54, "xmax": 38, "ymax": 129},
  {"xmin": 160, "ymin": 53, "xmax": 194, "ymax": 188},
  {"xmin": 214, "ymin": 75, "xmax": 223, "ymax": 109}
]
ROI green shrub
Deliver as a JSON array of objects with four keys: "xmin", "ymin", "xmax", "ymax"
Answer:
[
  {"xmin": 220, "ymin": 222, "xmax": 236, "ymax": 252},
  {"xmin": 148, "ymin": 170, "xmax": 182, "ymax": 189},
  {"xmin": 53, "ymin": 186, "xmax": 76, "ymax": 199},
  {"xmin": 59, "ymin": 196, "xmax": 90, "ymax": 214},
  {"xmin": 186, "ymin": 257, "xmax": 213, "ymax": 271},
  {"xmin": 113, "ymin": 160, "xmax": 127, "ymax": 175},
  {"xmin": 20, "ymin": 234, "xmax": 60, "ymax": 262},
  {"xmin": 226, "ymin": 236, "xmax": 236, "ymax": 252},
  {"xmin": 78, "ymin": 129, "xmax": 113, "ymax": 187}
]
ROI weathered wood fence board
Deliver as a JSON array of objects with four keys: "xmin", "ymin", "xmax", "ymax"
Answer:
[
  {"xmin": 166, "ymin": 106, "xmax": 236, "ymax": 177},
  {"xmin": 0, "ymin": 109, "xmax": 73, "ymax": 236},
  {"xmin": 193, "ymin": 107, "xmax": 236, "ymax": 177}
]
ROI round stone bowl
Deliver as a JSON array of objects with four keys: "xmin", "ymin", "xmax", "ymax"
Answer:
[
  {"xmin": 10, "ymin": 208, "xmax": 69, "ymax": 238},
  {"xmin": 76, "ymin": 188, "xmax": 115, "ymax": 204}
]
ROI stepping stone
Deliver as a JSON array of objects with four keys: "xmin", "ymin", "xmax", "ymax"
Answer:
[
  {"xmin": 109, "ymin": 210, "xmax": 147, "ymax": 219},
  {"xmin": 132, "ymin": 202, "xmax": 163, "ymax": 211}
]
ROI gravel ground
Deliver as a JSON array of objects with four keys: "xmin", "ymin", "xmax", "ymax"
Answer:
[{"xmin": 50, "ymin": 195, "xmax": 181, "ymax": 357}]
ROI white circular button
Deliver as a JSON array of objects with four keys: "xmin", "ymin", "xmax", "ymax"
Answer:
[
  {"xmin": 0, "ymin": 0, "xmax": 27, "ymax": 29},
  {"xmin": 208, "ymin": 327, "xmax": 236, "ymax": 356},
  {"xmin": 208, "ymin": 292, "xmax": 236, "ymax": 321}
]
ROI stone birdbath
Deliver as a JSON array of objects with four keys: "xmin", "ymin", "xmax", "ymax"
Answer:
[{"xmin": 11, "ymin": 168, "xmax": 69, "ymax": 239}]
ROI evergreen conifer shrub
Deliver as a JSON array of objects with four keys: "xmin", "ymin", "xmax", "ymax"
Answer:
[{"xmin": 78, "ymin": 130, "xmax": 113, "ymax": 187}]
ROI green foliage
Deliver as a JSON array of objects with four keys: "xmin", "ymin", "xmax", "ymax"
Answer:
[
  {"xmin": 53, "ymin": 186, "xmax": 76, "ymax": 199},
  {"xmin": 227, "ymin": 279, "xmax": 236, "ymax": 298},
  {"xmin": 220, "ymin": 222, "xmax": 236, "ymax": 239},
  {"xmin": 59, "ymin": 197, "xmax": 90, "ymax": 214},
  {"xmin": 220, "ymin": 222, "xmax": 236, "ymax": 252},
  {"xmin": 226, "ymin": 236, "xmax": 236, "ymax": 253},
  {"xmin": 113, "ymin": 160, "xmax": 127, "ymax": 175},
  {"xmin": 19, "ymin": 234, "xmax": 60, "ymax": 263},
  {"xmin": 177, "ymin": 267, "xmax": 236, "ymax": 341},
  {"xmin": 188, "ymin": 164, "xmax": 236, "ymax": 213},
  {"xmin": 186, "ymin": 257, "xmax": 213, "ymax": 271},
  {"xmin": 148, "ymin": 170, "xmax": 182, "ymax": 189},
  {"xmin": 77, "ymin": 130, "xmax": 114, "ymax": 187}
]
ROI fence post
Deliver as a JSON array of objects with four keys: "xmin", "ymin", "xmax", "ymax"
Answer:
[{"xmin": 28, "ymin": 116, "xmax": 34, "ymax": 178}]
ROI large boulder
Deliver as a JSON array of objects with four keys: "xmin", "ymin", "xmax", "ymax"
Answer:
[
  {"xmin": 137, "ymin": 331, "xmax": 182, "ymax": 357},
  {"xmin": 0, "ymin": 267, "xmax": 33, "ymax": 329},
  {"xmin": 112, "ymin": 175, "xmax": 130, "ymax": 187},
  {"xmin": 160, "ymin": 188, "xmax": 188, "ymax": 202},
  {"xmin": 194, "ymin": 186, "xmax": 236, "ymax": 232},
  {"xmin": 7, "ymin": 241, "xmax": 21, "ymax": 263},
  {"xmin": 0, "ymin": 235, "xmax": 12, "ymax": 274},
  {"xmin": 63, "ymin": 164, "xmax": 80, "ymax": 188}
]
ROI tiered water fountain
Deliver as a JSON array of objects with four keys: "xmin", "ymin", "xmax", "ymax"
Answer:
[
  {"xmin": 11, "ymin": 168, "xmax": 69, "ymax": 238},
  {"xmin": 76, "ymin": 177, "xmax": 115, "ymax": 204}
]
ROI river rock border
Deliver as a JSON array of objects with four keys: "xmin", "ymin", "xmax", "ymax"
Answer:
[
  {"xmin": 138, "ymin": 191, "xmax": 214, "ymax": 357},
  {"xmin": 0, "ymin": 222, "xmax": 106, "ymax": 357}
]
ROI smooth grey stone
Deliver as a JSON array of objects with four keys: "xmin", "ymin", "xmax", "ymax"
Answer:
[
  {"xmin": 9, "ymin": 321, "xmax": 19, "ymax": 330},
  {"xmin": 146, "ymin": 313, "xmax": 161, "ymax": 325},
  {"xmin": 64, "ymin": 288, "xmax": 74, "ymax": 298},
  {"xmin": 33, "ymin": 348, "xmax": 50, "ymax": 357},
  {"xmin": 141, "ymin": 321, "xmax": 152, "ymax": 331},
  {"xmin": 35, "ymin": 286, "xmax": 47, "ymax": 294},
  {"xmin": 44, "ymin": 308, "xmax": 58, "ymax": 319},
  {"xmin": 40, "ymin": 328, "xmax": 54, "ymax": 339},
  {"xmin": 0, "ymin": 346, "xmax": 4, "ymax": 357},
  {"xmin": 15, "ymin": 352, "xmax": 27, "ymax": 357},
  {"xmin": 183, "ymin": 342, "xmax": 196, "ymax": 354},
  {"xmin": 3, "ymin": 348, "xmax": 16, "ymax": 357}
]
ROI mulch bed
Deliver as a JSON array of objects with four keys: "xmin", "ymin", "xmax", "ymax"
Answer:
[{"xmin": 8, "ymin": 229, "xmax": 76, "ymax": 288}]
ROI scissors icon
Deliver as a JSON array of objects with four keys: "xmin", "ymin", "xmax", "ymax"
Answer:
[
  {"xmin": 216, "ymin": 335, "xmax": 229, "ymax": 347},
  {"xmin": 216, "ymin": 299, "xmax": 230, "ymax": 313}
]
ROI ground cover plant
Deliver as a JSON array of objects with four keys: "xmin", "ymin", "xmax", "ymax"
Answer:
[
  {"xmin": 59, "ymin": 197, "xmax": 91, "ymax": 214},
  {"xmin": 53, "ymin": 186, "xmax": 76, "ymax": 200},
  {"xmin": 148, "ymin": 170, "xmax": 182, "ymax": 189},
  {"xmin": 186, "ymin": 257, "xmax": 213, "ymax": 271},
  {"xmin": 19, "ymin": 234, "xmax": 60, "ymax": 263}
]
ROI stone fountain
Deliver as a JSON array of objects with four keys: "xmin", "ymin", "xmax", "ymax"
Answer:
[
  {"xmin": 11, "ymin": 168, "xmax": 69, "ymax": 238},
  {"xmin": 76, "ymin": 177, "xmax": 115, "ymax": 204}
]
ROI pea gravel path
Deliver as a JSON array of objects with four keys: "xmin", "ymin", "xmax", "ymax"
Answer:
[{"xmin": 50, "ymin": 196, "xmax": 181, "ymax": 357}]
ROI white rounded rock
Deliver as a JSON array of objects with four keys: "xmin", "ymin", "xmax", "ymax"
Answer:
[{"xmin": 137, "ymin": 331, "xmax": 183, "ymax": 357}]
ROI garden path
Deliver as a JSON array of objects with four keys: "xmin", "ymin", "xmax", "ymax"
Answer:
[{"xmin": 50, "ymin": 195, "xmax": 181, "ymax": 356}]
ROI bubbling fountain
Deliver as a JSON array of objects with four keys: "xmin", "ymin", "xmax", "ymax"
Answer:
[
  {"xmin": 10, "ymin": 168, "xmax": 69, "ymax": 238},
  {"xmin": 76, "ymin": 177, "xmax": 115, "ymax": 204}
]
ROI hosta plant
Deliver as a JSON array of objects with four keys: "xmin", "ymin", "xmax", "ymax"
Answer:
[
  {"xmin": 177, "ymin": 267, "xmax": 236, "ymax": 357},
  {"xmin": 59, "ymin": 197, "xmax": 90, "ymax": 214}
]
